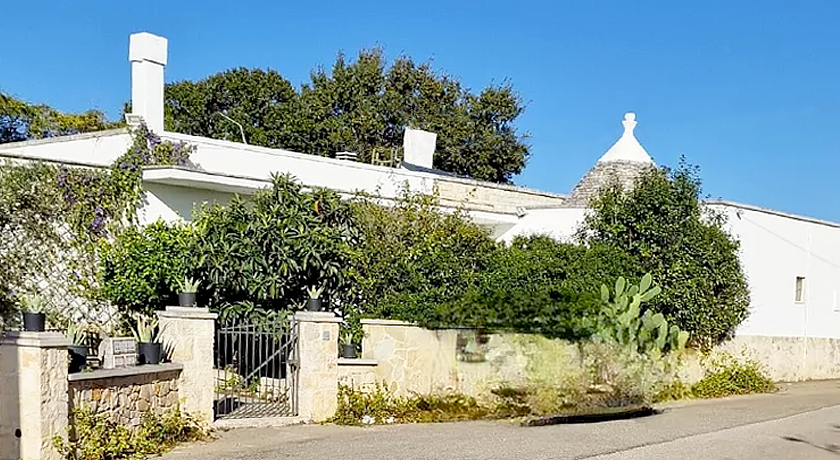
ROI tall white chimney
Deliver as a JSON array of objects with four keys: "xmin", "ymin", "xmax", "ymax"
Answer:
[
  {"xmin": 402, "ymin": 128, "xmax": 437, "ymax": 169},
  {"xmin": 129, "ymin": 32, "xmax": 168, "ymax": 133}
]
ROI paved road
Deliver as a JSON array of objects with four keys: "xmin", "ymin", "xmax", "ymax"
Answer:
[{"xmin": 164, "ymin": 380, "xmax": 840, "ymax": 460}]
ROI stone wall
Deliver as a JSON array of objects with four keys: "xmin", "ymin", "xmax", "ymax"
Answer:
[
  {"xmin": 0, "ymin": 332, "xmax": 70, "ymax": 460},
  {"xmin": 360, "ymin": 320, "xmax": 583, "ymax": 399},
  {"xmin": 435, "ymin": 179, "xmax": 566, "ymax": 214},
  {"xmin": 357, "ymin": 321, "xmax": 840, "ymax": 402},
  {"xmin": 68, "ymin": 364, "xmax": 182, "ymax": 428}
]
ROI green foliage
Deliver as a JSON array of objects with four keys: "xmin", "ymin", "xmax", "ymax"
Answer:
[
  {"xmin": 1, "ymin": 91, "xmax": 122, "ymax": 143},
  {"xmin": 192, "ymin": 174, "xmax": 357, "ymax": 323},
  {"xmin": 177, "ymin": 277, "xmax": 200, "ymax": 294},
  {"xmin": 580, "ymin": 158, "xmax": 750, "ymax": 348},
  {"xmin": 163, "ymin": 49, "xmax": 529, "ymax": 183},
  {"xmin": 306, "ymin": 285, "xmax": 324, "ymax": 299},
  {"xmin": 691, "ymin": 356, "xmax": 776, "ymax": 398},
  {"xmin": 100, "ymin": 221, "xmax": 196, "ymax": 316},
  {"xmin": 0, "ymin": 124, "xmax": 193, "ymax": 327},
  {"xmin": 437, "ymin": 235, "xmax": 635, "ymax": 338},
  {"xmin": 130, "ymin": 315, "xmax": 166, "ymax": 344},
  {"xmin": 329, "ymin": 383, "xmax": 488, "ymax": 425},
  {"xmin": 19, "ymin": 293, "xmax": 47, "ymax": 313},
  {"xmin": 349, "ymin": 187, "xmax": 497, "ymax": 325},
  {"xmin": 64, "ymin": 323, "xmax": 86, "ymax": 346},
  {"xmin": 596, "ymin": 273, "xmax": 689, "ymax": 356},
  {"xmin": 54, "ymin": 405, "xmax": 206, "ymax": 460}
]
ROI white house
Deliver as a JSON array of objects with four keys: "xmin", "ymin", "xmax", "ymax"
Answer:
[{"xmin": 2, "ymin": 32, "xmax": 839, "ymax": 380}]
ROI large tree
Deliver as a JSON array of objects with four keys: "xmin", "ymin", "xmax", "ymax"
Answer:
[
  {"xmin": 578, "ymin": 159, "xmax": 750, "ymax": 348},
  {"xmin": 0, "ymin": 92, "xmax": 120, "ymax": 143},
  {"xmin": 163, "ymin": 49, "xmax": 530, "ymax": 183}
]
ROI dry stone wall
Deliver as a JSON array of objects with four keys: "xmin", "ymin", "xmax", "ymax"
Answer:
[{"xmin": 68, "ymin": 365, "xmax": 182, "ymax": 428}]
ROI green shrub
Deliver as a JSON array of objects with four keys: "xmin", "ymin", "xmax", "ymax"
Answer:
[
  {"xmin": 329, "ymin": 383, "xmax": 488, "ymax": 425},
  {"xmin": 54, "ymin": 405, "xmax": 206, "ymax": 460},
  {"xmin": 580, "ymin": 158, "xmax": 750, "ymax": 348},
  {"xmin": 100, "ymin": 220, "xmax": 196, "ymax": 317},
  {"xmin": 192, "ymin": 174, "xmax": 357, "ymax": 324},
  {"xmin": 691, "ymin": 358, "xmax": 776, "ymax": 398}
]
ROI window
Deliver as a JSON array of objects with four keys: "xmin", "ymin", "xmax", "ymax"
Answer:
[{"xmin": 795, "ymin": 276, "xmax": 806, "ymax": 303}]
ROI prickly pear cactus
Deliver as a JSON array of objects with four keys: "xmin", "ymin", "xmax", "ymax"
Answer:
[{"xmin": 594, "ymin": 273, "xmax": 689, "ymax": 355}]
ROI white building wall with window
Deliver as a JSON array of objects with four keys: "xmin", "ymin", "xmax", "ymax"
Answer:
[{"xmin": 711, "ymin": 202, "xmax": 840, "ymax": 340}]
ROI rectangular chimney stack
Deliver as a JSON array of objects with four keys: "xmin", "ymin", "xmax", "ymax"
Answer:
[
  {"xmin": 129, "ymin": 32, "xmax": 168, "ymax": 133},
  {"xmin": 402, "ymin": 128, "xmax": 437, "ymax": 169}
]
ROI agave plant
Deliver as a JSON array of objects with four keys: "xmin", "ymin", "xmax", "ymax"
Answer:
[
  {"xmin": 64, "ymin": 323, "xmax": 86, "ymax": 346},
  {"xmin": 131, "ymin": 315, "xmax": 166, "ymax": 343},
  {"xmin": 307, "ymin": 285, "xmax": 325, "ymax": 299},
  {"xmin": 177, "ymin": 276, "xmax": 201, "ymax": 293},
  {"xmin": 19, "ymin": 293, "xmax": 46, "ymax": 313}
]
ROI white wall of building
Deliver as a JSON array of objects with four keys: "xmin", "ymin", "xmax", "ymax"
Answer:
[
  {"xmin": 711, "ymin": 203, "xmax": 840, "ymax": 340},
  {"xmin": 140, "ymin": 183, "xmax": 235, "ymax": 224},
  {"xmin": 497, "ymin": 208, "xmax": 588, "ymax": 244}
]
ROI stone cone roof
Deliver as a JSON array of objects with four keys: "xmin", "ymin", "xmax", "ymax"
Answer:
[{"xmin": 565, "ymin": 113, "xmax": 656, "ymax": 208}]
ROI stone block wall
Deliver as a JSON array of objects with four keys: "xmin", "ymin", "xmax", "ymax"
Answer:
[
  {"xmin": 435, "ymin": 179, "xmax": 566, "ymax": 214},
  {"xmin": 68, "ymin": 364, "xmax": 182, "ymax": 428},
  {"xmin": 360, "ymin": 319, "xmax": 582, "ymax": 400},
  {"xmin": 358, "ymin": 320, "xmax": 840, "ymax": 402}
]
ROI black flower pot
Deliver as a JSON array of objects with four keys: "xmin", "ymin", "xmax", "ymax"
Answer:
[
  {"xmin": 306, "ymin": 298, "xmax": 322, "ymax": 312},
  {"xmin": 178, "ymin": 292, "xmax": 197, "ymax": 308},
  {"xmin": 68, "ymin": 345, "xmax": 87, "ymax": 373},
  {"xmin": 137, "ymin": 342, "xmax": 162, "ymax": 365},
  {"xmin": 22, "ymin": 312, "xmax": 46, "ymax": 332},
  {"xmin": 341, "ymin": 343, "xmax": 357, "ymax": 359}
]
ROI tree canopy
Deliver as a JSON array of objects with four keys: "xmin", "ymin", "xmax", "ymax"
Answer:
[
  {"xmin": 163, "ymin": 49, "xmax": 530, "ymax": 183},
  {"xmin": 0, "ymin": 92, "xmax": 121, "ymax": 143},
  {"xmin": 578, "ymin": 159, "xmax": 750, "ymax": 347}
]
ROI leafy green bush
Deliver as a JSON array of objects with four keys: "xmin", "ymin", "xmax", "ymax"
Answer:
[
  {"xmin": 192, "ymin": 174, "xmax": 357, "ymax": 324},
  {"xmin": 100, "ymin": 220, "xmax": 196, "ymax": 317},
  {"xmin": 349, "ymin": 188, "xmax": 496, "ymax": 324},
  {"xmin": 579, "ymin": 158, "xmax": 750, "ymax": 348},
  {"xmin": 54, "ymin": 405, "xmax": 206, "ymax": 460},
  {"xmin": 329, "ymin": 383, "xmax": 488, "ymax": 425},
  {"xmin": 691, "ymin": 358, "xmax": 776, "ymax": 398}
]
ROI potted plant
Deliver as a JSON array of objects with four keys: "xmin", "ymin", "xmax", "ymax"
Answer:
[
  {"xmin": 20, "ymin": 294, "xmax": 47, "ymax": 332},
  {"xmin": 132, "ymin": 315, "xmax": 166, "ymax": 365},
  {"xmin": 306, "ymin": 286, "xmax": 324, "ymax": 312},
  {"xmin": 65, "ymin": 324, "xmax": 87, "ymax": 373},
  {"xmin": 340, "ymin": 330, "xmax": 357, "ymax": 359},
  {"xmin": 177, "ymin": 276, "xmax": 200, "ymax": 308}
]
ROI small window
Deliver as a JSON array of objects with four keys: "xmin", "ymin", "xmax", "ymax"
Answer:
[{"xmin": 795, "ymin": 277, "xmax": 806, "ymax": 303}]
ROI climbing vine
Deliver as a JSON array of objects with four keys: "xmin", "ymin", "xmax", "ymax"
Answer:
[{"xmin": 0, "ymin": 124, "xmax": 194, "ymax": 326}]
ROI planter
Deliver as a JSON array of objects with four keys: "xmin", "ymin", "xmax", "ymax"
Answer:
[
  {"xmin": 137, "ymin": 342, "xmax": 162, "ymax": 365},
  {"xmin": 306, "ymin": 298, "xmax": 323, "ymax": 312},
  {"xmin": 22, "ymin": 312, "xmax": 46, "ymax": 332},
  {"xmin": 178, "ymin": 292, "xmax": 197, "ymax": 308},
  {"xmin": 68, "ymin": 345, "xmax": 88, "ymax": 373},
  {"xmin": 341, "ymin": 343, "xmax": 357, "ymax": 359}
]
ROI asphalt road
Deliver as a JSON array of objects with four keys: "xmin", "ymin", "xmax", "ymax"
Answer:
[{"xmin": 164, "ymin": 380, "xmax": 840, "ymax": 460}]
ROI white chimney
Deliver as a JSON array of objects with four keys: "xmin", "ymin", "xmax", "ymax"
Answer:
[
  {"xmin": 129, "ymin": 32, "xmax": 168, "ymax": 133},
  {"xmin": 402, "ymin": 128, "xmax": 437, "ymax": 169}
]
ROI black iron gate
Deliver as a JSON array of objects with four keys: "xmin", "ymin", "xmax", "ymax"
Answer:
[{"xmin": 214, "ymin": 319, "xmax": 298, "ymax": 419}]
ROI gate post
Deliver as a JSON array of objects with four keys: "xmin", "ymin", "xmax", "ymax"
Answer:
[
  {"xmin": 294, "ymin": 312, "xmax": 341, "ymax": 422},
  {"xmin": 158, "ymin": 306, "xmax": 217, "ymax": 425},
  {"xmin": 0, "ymin": 331, "xmax": 70, "ymax": 460}
]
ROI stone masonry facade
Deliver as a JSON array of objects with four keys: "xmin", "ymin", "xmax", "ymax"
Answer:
[{"xmin": 68, "ymin": 366, "xmax": 181, "ymax": 428}]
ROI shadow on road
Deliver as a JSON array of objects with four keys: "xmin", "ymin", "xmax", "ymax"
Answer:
[{"xmin": 781, "ymin": 424, "xmax": 840, "ymax": 456}]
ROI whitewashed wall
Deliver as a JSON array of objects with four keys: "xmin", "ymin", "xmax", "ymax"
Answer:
[
  {"xmin": 497, "ymin": 208, "xmax": 588, "ymax": 243},
  {"xmin": 711, "ymin": 203, "xmax": 840, "ymax": 340}
]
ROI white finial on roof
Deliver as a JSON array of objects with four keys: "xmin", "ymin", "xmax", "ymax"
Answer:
[{"xmin": 597, "ymin": 112, "xmax": 654, "ymax": 164}]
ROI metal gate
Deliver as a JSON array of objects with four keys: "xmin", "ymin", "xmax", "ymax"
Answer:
[{"xmin": 214, "ymin": 319, "xmax": 298, "ymax": 419}]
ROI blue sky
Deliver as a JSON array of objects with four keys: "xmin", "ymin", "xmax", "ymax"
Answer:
[{"xmin": 2, "ymin": 1, "xmax": 839, "ymax": 221}]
